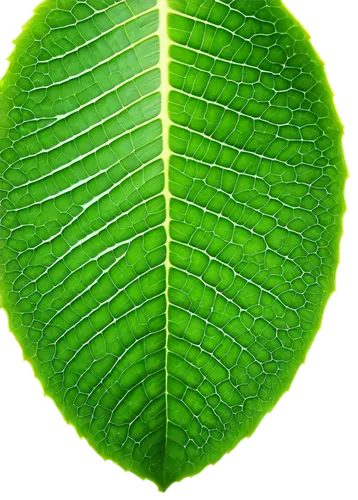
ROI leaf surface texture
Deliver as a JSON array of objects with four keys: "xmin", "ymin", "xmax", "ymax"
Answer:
[{"xmin": 0, "ymin": 0, "xmax": 346, "ymax": 490}]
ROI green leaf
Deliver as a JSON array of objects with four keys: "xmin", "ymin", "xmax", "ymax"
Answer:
[{"xmin": 0, "ymin": 0, "xmax": 346, "ymax": 491}]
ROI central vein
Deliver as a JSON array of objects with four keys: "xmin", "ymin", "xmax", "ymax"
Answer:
[{"xmin": 158, "ymin": 0, "xmax": 170, "ymax": 465}]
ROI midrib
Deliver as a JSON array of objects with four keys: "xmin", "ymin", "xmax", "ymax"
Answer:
[{"xmin": 158, "ymin": 0, "xmax": 171, "ymax": 479}]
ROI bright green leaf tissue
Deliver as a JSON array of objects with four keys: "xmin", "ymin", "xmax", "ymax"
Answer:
[{"xmin": 0, "ymin": 0, "xmax": 347, "ymax": 491}]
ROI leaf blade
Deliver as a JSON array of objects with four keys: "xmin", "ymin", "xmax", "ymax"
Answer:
[{"xmin": 0, "ymin": 0, "xmax": 347, "ymax": 491}]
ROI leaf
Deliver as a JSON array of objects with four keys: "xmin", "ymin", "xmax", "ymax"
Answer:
[{"xmin": 0, "ymin": 0, "xmax": 346, "ymax": 491}]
